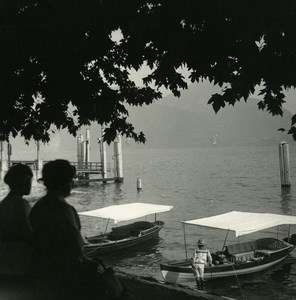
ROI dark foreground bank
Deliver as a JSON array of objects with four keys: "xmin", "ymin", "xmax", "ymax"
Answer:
[{"xmin": 0, "ymin": 272, "xmax": 234, "ymax": 300}]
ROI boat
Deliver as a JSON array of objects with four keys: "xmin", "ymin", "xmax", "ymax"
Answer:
[
  {"xmin": 160, "ymin": 211, "xmax": 296, "ymax": 284},
  {"xmin": 79, "ymin": 202, "xmax": 173, "ymax": 258}
]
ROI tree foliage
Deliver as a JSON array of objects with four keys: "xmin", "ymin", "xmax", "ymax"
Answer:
[{"xmin": 1, "ymin": 0, "xmax": 296, "ymax": 143}]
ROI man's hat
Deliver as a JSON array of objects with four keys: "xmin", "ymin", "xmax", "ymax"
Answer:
[
  {"xmin": 38, "ymin": 159, "xmax": 76, "ymax": 185},
  {"xmin": 197, "ymin": 238, "xmax": 205, "ymax": 246}
]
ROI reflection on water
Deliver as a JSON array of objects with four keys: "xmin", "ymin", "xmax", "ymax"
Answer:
[
  {"xmin": 280, "ymin": 187, "xmax": 293, "ymax": 215},
  {"xmin": 113, "ymin": 182, "xmax": 125, "ymax": 203},
  {"xmin": 103, "ymin": 237, "xmax": 164, "ymax": 268}
]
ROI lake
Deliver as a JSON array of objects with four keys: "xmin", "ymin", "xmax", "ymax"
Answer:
[{"xmin": 1, "ymin": 144, "xmax": 296, "ymax": 300}]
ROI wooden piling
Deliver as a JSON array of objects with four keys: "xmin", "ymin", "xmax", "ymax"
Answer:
[
  {"xmin": 0, "ymin": 141, "xmax": 3, "ymax": 179},
  {"xmin": 77, "ymin": 134, "xmax": 85, "ymax": 169},
  {"xmin": 279, "ymin": 141, "xmax": 291, "ymax": 187},
  {"xmin": 114, "ymin": 135, "xmax": 123, "ymax": 182},
  {"xmin": 84, "ymin": 129, "xmax": 90, "ymax": 179},
  {"xmin": 77, "ymin": 135, "xmax": 82, "ymax": 167},
  {"xmin": 81, "ymin": 140, "xmax": 86, "ymax": 166},
  {"xmin": 100, "ymin": 127, "xmax": 107, "ymax": 180},
  {"xmin": 85, "ymin": 128, "xmax": 90, "ymax": 164},
  {"xmin": 35, "ymin": 141, "xmax": 42, "ymax": 179},
  {"xmin": 0, "ymin": 141, "xmax": 3, "ymax": 163},
  {"xmin": 7, "ymin": 143, "xmax": 12, "ymax": 167}
]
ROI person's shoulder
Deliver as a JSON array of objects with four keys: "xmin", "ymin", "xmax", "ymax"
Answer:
[
  {"xmin": 31, "ymin": 195, "xmax": 46, "ymax": 206},
  {"xmin": 29, "ymin": 195, "xmax": 48, "ymax": 213},
  {"xmin": 57, "ymin": 199, "xmax": 75, "ymax": 211},
  {"xmin": 0, "ymin": 195, "xmax": 8, "ymax": 205},
  {"xmin": 1, "ymin": 195, "xmax": 28, "ymax": 208},
  {"xmin": 17, "ymin": 197, "xmax": 30, "ymax": 209},
  {"xmin": 54, "ymin": 200, "xmax": 77, "ymax": 217},
  {"xmin": 65, "ymin": 203, "xmax": 78, "ymax": 216}
]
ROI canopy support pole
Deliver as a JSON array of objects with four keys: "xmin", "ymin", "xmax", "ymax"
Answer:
[
  {"xmin": 288, "ymin": 225, "xmax": 291, "ymax": 243},
  {"xmin": 183, "ymin": 223, "xmax": 188, "ymax": 259},
  {"xmin": 222, "ymin": 229, "xmax": 230, "ymax": 252},
  {"xmin": 155, "ymin": 213, "xmax": 157, "ymax": 222},
  {"xmin": 277, "ymin": 226, "xmax": 279, "ymax": 239}
]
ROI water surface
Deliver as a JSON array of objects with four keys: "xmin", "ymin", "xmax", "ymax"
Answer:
[{"xmin": 2, "ymin": 145, "xmax": 296, "ymax": 300}]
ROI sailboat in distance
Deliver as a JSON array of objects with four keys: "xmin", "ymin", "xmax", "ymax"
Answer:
[{"xmin": 210, "ymin": 134, "xmax": 218, "ymax": 145}]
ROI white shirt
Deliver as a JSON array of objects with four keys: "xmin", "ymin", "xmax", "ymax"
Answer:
[{"xmin": 193, "ymin": 248, "xmax": 212, "ymax": 265}]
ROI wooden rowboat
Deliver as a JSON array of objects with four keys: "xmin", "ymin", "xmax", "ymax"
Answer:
[
  {"xmin": 160, "ymin": 211, "xmax": 296, "ymax": 284},
  {"xmin": 79, "ymin": 202, "xmax": 173, "ymax": 258}
]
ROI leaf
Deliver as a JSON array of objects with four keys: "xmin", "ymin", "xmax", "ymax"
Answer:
[{"xmin": 292, "ymin": 114, "xmax": 296, "ymax": 126}]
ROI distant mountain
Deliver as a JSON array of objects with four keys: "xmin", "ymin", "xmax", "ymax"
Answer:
[
  {"xmin": 5, "ymin": 82, "xmax": 294, "ymax": 161},
  {"xmin": 127, "ymin": 82, "xmax": 294, "ymax": 148}
]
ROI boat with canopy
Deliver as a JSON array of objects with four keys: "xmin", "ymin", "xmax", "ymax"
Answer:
[
  {"xmin": 160, "ymin": 211, "xmax": 296, "ymax": 284},
  {"xmin": 79, "ymin": 202, "xmax": 173, "ymax": 258}
]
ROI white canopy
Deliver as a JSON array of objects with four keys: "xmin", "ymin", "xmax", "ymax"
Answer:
[
  {"xmin": 79, "ymin": 202, "xmax": 173, "ymax": 224},
  {"xmin": 184, "ymin": 211, "xmax": 296, "ymax": 237}
]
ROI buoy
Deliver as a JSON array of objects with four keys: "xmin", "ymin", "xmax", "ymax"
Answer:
[{"xmin": 137, "ymin": 177, "xmax": 142, "ymax": 190}]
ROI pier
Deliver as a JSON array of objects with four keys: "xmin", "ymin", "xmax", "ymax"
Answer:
[{"xmin": 0, "ymin": 129, "xmax": 124, "ymax": 184}]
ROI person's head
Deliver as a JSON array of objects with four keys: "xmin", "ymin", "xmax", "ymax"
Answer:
[
  {"xmin": 4, "ymin": 164, "xmax": 33, "ymax": 196},
  {"xmin": 40, "ymin": 159, "xmax": 76, "ymax": 197},
  {"xmin": 197, "ymin": 238, "xmax": 205, "ymax": 248}
]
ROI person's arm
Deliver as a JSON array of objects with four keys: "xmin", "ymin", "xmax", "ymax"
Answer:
[
  {"xmin": 64, "ymin": 205, "xmax": 84, "ymax": 255},
  {"xmin": 193, "ymin": 250, "xmax": 197, "ymax": 263}
]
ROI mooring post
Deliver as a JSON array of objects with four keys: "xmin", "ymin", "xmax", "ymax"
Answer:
[
  {"xmin": 114, "ymin": 135, "xmax": 123, "ymax": 183},
  {"xmin": 7, "ymin": 143, "xmax": 12, "ymax": 168},
  {"xmin": 36, "ymin": 141, "xmax": 42, "ymax": 179},
  {"xmin": 77, "ymin": 135, "xmax": 82, "ymax": 168},
  {"xmin": 0, "ymin": 141, "xmax": 8, "ymax": 180},
  {"xmin": 77, "ymin": 134, "xmax": 85, "ymax": 169},
  {"xmin": 100, "ymin": 127, "xmax": 107, "ymax": 181},
  {"xmin": 279, "ymin": 141, "xmax": 291, "ymax": 187},
  {"xmin": 0, "ymin": 141, "xmax": 3, "ymax": 178},
  {"xmin": 85, "ymin": 129, "xmax": 90, "ymax": 179},
  {"xmin": 81, "ymin": 140, "xmax": 86, "ymax": 169},
  {"xmin": 85, "ymin": 128, "xmax": 90, "ymax": 166}
]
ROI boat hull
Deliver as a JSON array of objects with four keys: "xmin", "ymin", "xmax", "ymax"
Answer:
[
  {"xmin": 160, "ymin": 245, "xmax": 295, "ymax": 284},
  {"xmin": 84, "ymin": 221, "xmax": 164, "ymax": 258}
]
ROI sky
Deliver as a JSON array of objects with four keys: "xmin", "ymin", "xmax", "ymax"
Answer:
[
  {"xmin": 129, "ymin": 64, "xmax": 296, "ymax": 114},
  {"xmin": 4, "ymin": 63, "xmax": 296, "ymax": 161}
]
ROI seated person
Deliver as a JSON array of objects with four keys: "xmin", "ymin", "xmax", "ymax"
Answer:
[
  {"xmin": 29, "ymin": 160, "xmax": 84, "ymax": 280},
  {"xmin": 0, "ymin": 164, "xmax": 33, "ymax": 277},
  {"xmin": 29, "ymin": 160, "xmax": 131, "ymax": 300}
]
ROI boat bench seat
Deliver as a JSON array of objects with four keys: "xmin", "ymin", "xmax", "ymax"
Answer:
[
  {"xmin": 225, "ymin": 241, "xmax": 258, "ymax": 256},
  {"xmin": 225, "ymin": 238, "xmax": 290, "ymax": 256},
  {"xmin": 224, "ymin": 238, "xmax": 291, "ymax": 263},
  {"xmin": 109, "ymin": 221, "xmax": 154, "ymax": 240}
]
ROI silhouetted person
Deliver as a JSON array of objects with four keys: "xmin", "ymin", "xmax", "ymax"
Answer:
[
  {"xmin": 0, "ymin": 163, "xmax": 33, "ymax": 277},
  {"xmin": 29, "ymin": 159, "xmax": 131, "ymax": 300},
  {"xmin": 29, "ymin": 160, "xmax": 83, "ymax": 278}
]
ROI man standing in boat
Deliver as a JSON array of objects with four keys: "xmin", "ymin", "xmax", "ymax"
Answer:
[{"xmin": 192, "ymin": 238, "xmax": 212, "ymax": 291}]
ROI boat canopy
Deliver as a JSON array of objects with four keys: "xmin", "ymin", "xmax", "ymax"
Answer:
[
  {"xmin": 184, "ymin": 211, "xmax": 296, "ymax": 237},
  {"xmin": 79, "ymin": 202, "xmax": 173, "ymax": 224}
]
